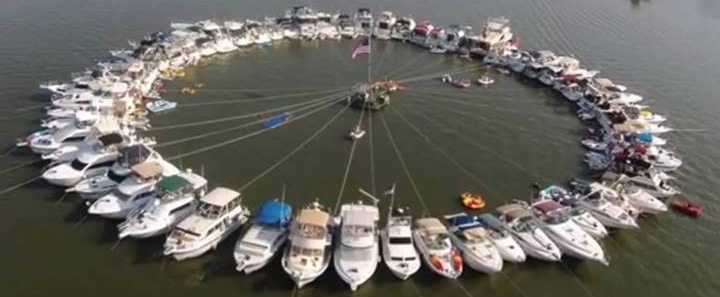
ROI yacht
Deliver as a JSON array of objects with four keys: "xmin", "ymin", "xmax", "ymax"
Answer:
[
  {"xmin": 530, "ymin": 200, "xmax": 608, "ymax": 264},
  {"xmin": 576, "ymin": 193, "xmax": 639, "ymax": 229},
  {"xmin": 605, "ymin": 172, "xmax": 679, "ymax": 198},
  {"xmin": 282, "ymin": 201, "xmax": 333, "ymax": 289},
  {"xmin": 390, "ymin": 16, "xmax": 416, "ymax": 41},
  {"xmin": 117, "ymin": 172, "xmax": 208, "ymax": 239},
  {"xmin": 643, "ymin": 146, "xmax": 682, "ymax": 172},
  {"xmin": 440, "ymin": 25, "xmax": 466, "ymax": 53},
  {"xmin": 537, "ymin": 185, "xmax": 608, "ymax": 238},
  {"xmin": 374, "ymin": 11, "xmax": 396, "ymax": 39},
  {"xmin": 87, "ymin": 160, "xmax": 180, "ymax": 219},
  {"xmin": 354, "ymin": 8, "xmax": 373, "ymax": 36},
  {"xmin": 316, "ymin": 13, "xmax": 339, "ymax": 40},
  {"xmin": 570, "ymin": 179, "xmax": 641, "ymax": 218},
  {"xmin": 27, "ymin": 113, "xmax": 97, "ymax": 154},
  {"xmin": 523, "ymin": 51, "xmax": 557, "ymax": 79},
  {"xmin": 337, "ymin": 14, "xmax": 357, "ymax": 38},
  {"xmin": 413, "ymin": 217, "xmax": 463, "ymax": 279},
  {"xmin": 509, "ymin": 51, "xmax": 532, "ymax": 73},
  {"xmin": 468, "ymin": 17, "xmax": 514, "ymax": 55},
  {"xmin": 234, "ymin": 200, "xmax": 292, "ymax": 274},
  {"xmin": 444, "ymin": 213, "xmax": 503, "ymax": 274},
  {"xmin": 496, "ymin": 203, "xmax": 561, "ymax": 261},
  {"xmin": 409, "ymin": 22, "xmax": 433, "ymax": 47},
  {"xmin": 164, "ymin": 187, "xmax": 251, "ymax": 260},
  {"xmin": 474, "ymin": 214, "xmax": 527, "ymax": 263},
  {"xmin": 333, "ymin": 200, "xmax": 380, "ymax": 291},
  {"xmin": 616, "ymin": 184, "xmax": 669, "ymax": 214},
  {"xmin": 381, "ymin": 207, "xmax": 420, "ymax": 280},
  {"xmin": 68, "ymin": 144, "xmax": 158, "ymax": 200}
]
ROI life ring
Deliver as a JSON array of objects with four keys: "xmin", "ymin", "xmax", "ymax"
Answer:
[{"xmin": 460, "ymin": 192, "xmax": 486, "ymax": 210}]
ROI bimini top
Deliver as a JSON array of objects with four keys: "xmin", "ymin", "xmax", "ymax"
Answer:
[
  {"xmin": 156, "ymin": 174, "xmax": 191, "ymax": 194},
  {"xmin": 476, "ymin": 213, "xmax": 505, "ymax": 231},
  {"xmin": 496, "ymin": 203, "xmax": 532, "ymax": 219},
  {"xmin": 200, "ymin": 187, "xmax": 240, "ymax": 206},
  {"xmin": 297, "ymin": 209, "xmax": 329, "ymax": 227},
  {"xmin": 445, "ymin": 213, "xmax": 481, "ymax": 230},
  {"xmin": 533, "ymin": 200, "xmax": 564, "ymax": 214},
  {"xmin": 118, "ymin": 144, "xmax": 152, "ymax": 167},
  {"xmin": 98, "ymin": 133, "xmax": 124, "ymax": 146},
  {"xmin": 130, "ymin": 161, "xmax": 163, "ymax": 180},
  {"xmin": 415, "ymin": 217, "xmax": 447, "ymax": 235},
  {"xmin": 255, "ymin": 200, "xmax": 292, "ymax": 226}
]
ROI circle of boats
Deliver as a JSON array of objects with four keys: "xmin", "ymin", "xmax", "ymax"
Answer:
[{"xmin": 18, "ymin": 5, "xmax": 684, "ymax": 291}]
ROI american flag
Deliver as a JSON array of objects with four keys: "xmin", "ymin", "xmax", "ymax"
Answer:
[{"xmin": 351, "ymin": 38, "xmax": 370, "ymax": 59}]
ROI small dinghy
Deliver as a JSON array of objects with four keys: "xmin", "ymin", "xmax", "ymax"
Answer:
[
  {"xmin": 429, "ymin": 46, "xmax": 447, "ymax": 54},
  {"xmin": 460, "ymin": 192, "xmax": 486, "ymax": 210},
  {"xmin": 477, "ymin": 74, "xmax": 495, "ymax": 86},
  {"xmin": 349, "ymin": 125, "xmax": 366, "ymax": 140},
  {"xmin": 443, "ymin": 76, "xmax": 472, "ymax": 88},
  {"xmin": 146, "ymin": 100, "xmax": 177, "ymax": 113},
  {"xmin": 263, "ymin": 112, "xmax": 291, "ymax": 128},
  {"xmin": 496, "ymin": 67, "xmax": 510, "ymax": 75},
  {"xmin": 670, "ymin": 199, "xmax": 703, "ymax": 217}
]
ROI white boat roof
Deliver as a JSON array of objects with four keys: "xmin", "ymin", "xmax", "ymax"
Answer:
[
  {"xmin": 341, "ymin": 204, "xmax": 379, "ymax": 226},
  {"xmin": 200, "ymin": 187, "xmax": 240, "ymax": 206},
  {"xmin": 241, "ymin": 224, "xmax": 283, "ymax": 248},
  {"xmin": 130, "ymin": 161, "xmax": 164, "ymax": 180},
  {"xmin": 92, "ymin": 119, "xmax": 120, "ymax": 135},
  {"xmin": 415, "ymin": 218, "xmax": 447, "ymax": 235},
  {"xmin": 297, "ymin": 209, "xmax": 329, "ymax": 227}
]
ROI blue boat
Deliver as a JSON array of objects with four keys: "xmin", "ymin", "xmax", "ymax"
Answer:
[
  {"xmin": 146, "ymin": 99, "xmax": 177, "ymax": 113},
  {"xmin": 263, "ymin": 112, "xmax": 291, "ymax": 128},
  {"xmin": 254, "ymin": 200, "xmax": 292, "ymax": 226},
  {"xmin": 233, "ymin": 200, "xmax": 293, "ymax": 274}
]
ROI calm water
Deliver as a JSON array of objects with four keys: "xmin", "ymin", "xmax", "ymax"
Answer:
[{"xmin": 1, "ymin": 0, "xmax": 719, "ymax": 296}]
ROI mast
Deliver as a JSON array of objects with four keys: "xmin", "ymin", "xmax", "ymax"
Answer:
[{"xmin": 367, "ymin": 21, "xmax": 373, "ymax": 84}]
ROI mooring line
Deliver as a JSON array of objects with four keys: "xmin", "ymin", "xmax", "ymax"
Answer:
[
  {"xmin": 499, "ymin": 271, "xmax": 532, "ymax": 297},
  {"xmin": 238, "ymin": 103, "xmax": 351, "ymax": 193},
  {"xmin": 560, "ymin": 261, "xmax": 599, "ymax": 297},
  {"xmin": 178, "ymin": 87, "xmax": 347, "ymax": 108},
  {"xmin": 0, "ymin": 175, "xmax": 42, "ymax": 197},
  {"xmin": 368, "ymin": 112, "xmax": 377, "ymax": 196},
  {"xmin": 332, "ymin": 104, "xmax": 366, "ymax": 214},
  {"xmin": 0, "ymin": 158, "xmax": 44, "ymax": 176}
]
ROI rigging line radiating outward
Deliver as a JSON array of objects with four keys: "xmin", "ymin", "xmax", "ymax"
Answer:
[
  {"xmin": 390, "ymin": 55, "xmax": 457, "ymax": 83},
  {"xmin": 0, "ymin": 175, "xmax": 42, "ymax": 197},
  {"xmin": 385, "ymin": 46, "xmax": 439, "ymax": 78},
  {"xmin": 372, "ymin": 42, "xmax": 391, "ymax": 78},
  {"xmin": 499, "ymin": 272, "xmax": 532, "ymax": 297},
  {"xmin": 452, "ymin": 279, "xmax": 478, "ymax": 297},
  {"xmin": 560, "ymin": 261, "xmax": 600, "ymax": 297},
  {"xmin": 238, "ymin": 104, "xmax": 351, "ymax": 192},
  {"xmin": 0, "ymin": 158, "xmax": 44, "ymax": 176},
  {"xmin": 164, "ymin": 85, "xmax": 349, "ymax": 93},
  {"xmin": 166, "ymin": 99, "xmax": 347, "ymax": 161},
  {"xmin": 178, "ymin": 87, "xmax": 348, "ymax": 108},
  {"xmin": 368, "ymin": 112, "xmax": 376, "ymax": 196},
  {"xmin": 156, "ymin": 97, "xmax": 347, "ymax": 148},
  {"xmin": 332, "ymin": 103, "xmax": 367, "ymax": 214},
  {"xmin": 390, "ymin": 105, "xmax": 500, "ymax": 198},
  {"xmin": 150, "ymin": 91, "xmax": 349, "ymax": 131},
  {"xmin": 378, "ymin": 111, "xmax": 430, "ymax": 215},
  {"xmin": 407, "ymin": 105, "xmax": 550, "ymax": 184},
  {"xmin": 396, "ymin": 64, "xmax": 486, "ymax": 84}
]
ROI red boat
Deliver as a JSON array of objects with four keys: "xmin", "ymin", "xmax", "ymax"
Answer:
[{"xmin": 670, "ymin": 200, "xmax": 703, "ymax": 217}]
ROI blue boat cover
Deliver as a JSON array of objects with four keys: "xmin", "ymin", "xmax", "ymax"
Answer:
[
  {"xmin": 263, "ymin": 112, "xmax": 290, "ymax": 128},
  {"xmin": 476, "ymin": 213, "xmax": 505, "ymax": 231},
  {"xmin": 254, "ymin": 201, "xmax": 292, "ymax": 226},
  {"xmin": 637, "ymin": 132, "xmax": 653, "ymax": 143},
  {"xmin": 446, "ymin": 214, "xmax": 482, "ymax": 229}
]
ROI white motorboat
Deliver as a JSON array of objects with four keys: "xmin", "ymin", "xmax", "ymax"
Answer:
[
  {"xmin": 538, "ymin": 68, "xmax": 561, "ymax": 86},
  {"xmin": 117, "ymin": 172, "xmax": 208, "ymax": 239},
  {"xmin": 282, "ymin": 201, "xmax": 333, "ymax": 289},
  {"xmin": 608, "ymin": 92, "xmax": 643, "ymax": 105},
  {"xmin": 429, "ymin": 46, "xmax": 447, "ymax": 54},
  {"xmin": 333, "ymin": 200, "xmax": 380, "ymax": 291},
  {"xmin": 477, "ymin": 74, "xmax": 495, "ymax": 86},
  {"xmin": 410, "ymin": 22, "xmax": 433, "ymax": 47},
  {"xmin": 390, "ymin": 16, "xmax": 415, "ymax": 41},
  {"xmin": 354, "ymin": 8, "xmax": 373, "ymax": 37},
  {"xmin": 606, "ymin": 171, "xmax": 679, "ymax": 198},
  {"xmin": 496, "ymin": 203, "xmax": 561, "ymax": 262},
  {"xmin": 348, "ymin": 123, "xmax": 366, "ymax": 140},
  {"xmin": 643, "ymin": 146, "xmax": 682, "ymax": 171},
  {"xmin": 572, "ymin": 179, "xmax": 641, "ymax": 218},
  {"xmin": 413, "ymin": 217, "xmax": 463, "ymax": 279},
  {"xmin": 88, "ymin": 160, "xmax": 180, "ymax": 219},
  {"xmin": 440, "ymin": 24, "xmax": 466, "ymax": 53},
  {"xmin": 576, "ymin": 194, "xmax": 639, "ymax": 229},
  {"xmin": 337, "ymin": 14, "xmax": 357, "ymax": 38},
  {"xmin": 537, "ymin": 185, "xmax": 608, "ymax": 238},
  {"xmin": 581, "ymin": 139, "xmax": 609, "ymax": 151},
  {"xmin": 68, "ymin": 144, "xmax": 158, "ymax": 200},
  {"xmin": 531, "ymin": 200, "xmax": 608, "ymax": 265},
  {"xmin": 381, "ymin": 207, "xmax": 421, "ymax": 280},
  {"xmin": 164, "ymin": 187, "xmax": 251, "ymax": 260},
  {"xmin": 613, "ymin": 183, "xmax": 669, "ymax": 214},
  {"xmin": 474, "ymin": 214, "xmax": 526, "ymax": 263},
  {"xmin": 468, "ymin": 17, "xmax": 514, "ymax": 55},
  {"xmin": 234, "ymin": 199, "xmax": 292, "ymax": 274},
  {"xmin": 27, "ymin": 113, "xmax": 97, "ymax": 154},
  {"xmin": 444, "ymin": 213, "xmax": 503, "ymax": 274},
  {"xmin": 316, "ymin": 13, "xmax": 339, "ymax": 40},
  {"xmin": 234, "ymin": 32, "xmax": 253, "ymax": 47},
  {"xmin": 560, "ymin": 83, "xmax": 585, "ymax": 102},
  {"xmin": 374, "ymin": 11, "xmax": 396, "ymax": 39},
  {"xmin": 214, "ymin": 37, "xmax": 238, "ymax": 53}
]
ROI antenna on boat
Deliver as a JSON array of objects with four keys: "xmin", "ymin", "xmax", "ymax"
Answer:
[
  {"xmin": 367, "ymin": 23, "xmax": 373, "ymax": 84},
  {"xmin": 358, "ymin": 188, "xmax": 380, "ymax": 206},
  {"xmin": 200, "ymin": 164, "xmax": 205, "ymax": 177},
  {"xmin": 281, "ymin": 183, "xmax": 287, "ymax": 204}
]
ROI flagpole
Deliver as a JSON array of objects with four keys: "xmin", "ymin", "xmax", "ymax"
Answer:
[{"xmin": 367, "ymin": 26, "xmax": 372, "ymax": 84}]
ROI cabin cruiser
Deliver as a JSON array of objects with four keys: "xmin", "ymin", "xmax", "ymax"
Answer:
[
  {"xmin": 616, "ymin": 183, "xmax": 669, "ymax": 214},
  {"xmin": 537, "ymin": 185, "xmax": 609, "ymax": 238},
  {"xmin": 438, "ymin": 25, "xmax": 466, "ymax": 53},
  {"xmin": 605, "ymin": 171, "xmax": 678, "ymax": 198},
  {"xmin": 642, "ymin": 146, "xmax": 682, "ymax": 171},
  {"xmin": 164, "ymin": 187, "xmax": 251, "ymax": 260},
  {"xmin": 282, "ymin": 201, "xmax": 332, "ymax": 289},
  {"xmin": 474, "ymin": 214, "xmax": 526, "ymax": 263},
  {"xmin": 496, "ymin": 203, "xmax": 561, "ymax": 261},
  {"xmin": 354, "ymin": 8, "xmax": 373, "ymax": 36},
  {"xmin": 410, "ymin": 22, "xmax": 433, "ymax": 48},
  {"xmin": 576, "ymin": 192, "xmax": 639, "ymax": 229},
  {"xmin": 524, "ymin": 51, "xmax": 557, "ymax": 79},
  {"xmin": 570, "ymin": 179, "xmax": 641, "ymax": 217},
  {"xmin": 316, "ymin": 13, "xmax": 339, "ymax": 40},
  {"xmin": 468, "ymin": 17, "xmax": 514, "ymax": 55},
  {"xmin": 413, "ymin": 217, "xmax": 463, "ymax": 279},
  {"xmin": 444, "ymin": 213, "xmax": 503, "ymax": 274},
  {"xmin": 27, "ymin": 113, "xmax": 97, "ymax": 154},
  {"xmin": 234, "ymin": 200, "xmax": 292, "ymax": 274},
  {"xmin": 118, "ymin": 172, "xmax": 208, "ymax": 239},
  {"xmin": 561, "ymin": 83, "xmax": 585, "ymax": 101},
  {"xmin": 381, "ymin": 207, "xmax": 421, "ymax": 280},
  {"xmin": 530, "ymin": 200, "xmax": 608, "ymax": 264},
  {"xmin": 426, "ymin": 27, "xmax": 445, "ymax": 50},
  {"xmin": 390, "ymin": 16, "xmax": 416, "ymax": 41},
  {"xmin": 374, "ymin": 11, "xmax": 396, "ymax": 39},
  {"xmin": 333, "ymin": 202, "xmax": 380, "ymax": 291},
  {"xmin": 296, "ymin": 15, "xmax": 319, "ymax": 40},
  {"xmin": 338, "ymin": 14, "xmax": 356, "ymax": 38},
  {"xmin": 509, "ymin": 51, "xmax": 532, "ymax": 73},
  {"xmin": 88, "ymin": 160, "xmax": 180, "ymax": 219}
]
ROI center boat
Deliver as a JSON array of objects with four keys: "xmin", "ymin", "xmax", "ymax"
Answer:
[
  {"xmin": 374, "ymin": 11, "xmax": 396, "ymax": 39},
  {"xmin": 282, "ymin": 201, "xmax": 332, "ymax": 289},
  {"xmin": 234, "ymin": 199, "xmax": 292, "ymax": 274},
  {"xmin": 380, "ymin": 185, "xmax": 420, "ymax": 280},
  {"xmin": 443, "ymin": 213, "xmax": 503, "ymax": 274},
  {"xmin": 530, "ymin": 200, "xmax": 608, "ymax": 265},
  {"xmin": 537, "ymin": 185, "xmax": 609, "ymax": 238},
  {"xmin": 496, "ymin": 203, "xmax": 561, "ymax": 261},
  {"xmin": 333, "ymin": 193, "xmax": 380, "ymax": 291},
  {"xmin": 117, "ymin": 172, "xmax": 207, "ymax": 239},
  {"xmin": 164, "ymin": 187, "xmax": 251, "ymax": 260},
  {"xmin": 413, "ymin": 217, "xmax": 463, "ymax": 279},
  {"xmin": 88, "ymin": 160, "xmax": 180, "ymax": 219},
  {"xmin": 354, "ymin": 8, "xmax": 373, "ymax": 36}
]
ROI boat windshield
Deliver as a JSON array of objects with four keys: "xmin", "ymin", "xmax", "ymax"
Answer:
[
  {"xmin": 516, "ymin": 217, "xmax": 538, "ymax": 232},
  {"xmin": 197, "ymin": 202, "xmax": 223, "ymax": 219},
  {"xmin": 290, "ymin": 245, "xmax": 322, "ymax": 257},
  {"xmin": 107, "ymin": 170, "xmax": 126, "ymax": 183},
  {"xmin": 426, "ymin": 234, "xmax": 450, "ymax": 250},
  {"xmin": 237, "ymin": 241, "xmax": 268, "ymax": 255},
  {"xmin": 70, "ymin": 159, "xmax": 88, "ymax": 171},
  {"xmin": 569, "ymin": 207, "xmax": 587, "ymax": 216},
  {"xmin": 544, "ymin": 212, "xmax": 570, "ymax": 225},
  {"xmin": 379, "ymin": 23, "xmax": 389, "ymax": 30},
  {"xmin": 389, "ymin": 236, "xmax": 412, "ymax": 245},
  {"xmin": 111, "ymin": 188, "xmax": 132, "ymax": 201},
  {"xmin": 342, "ymin": 225, "xmax": 373, "ymax": 237}
]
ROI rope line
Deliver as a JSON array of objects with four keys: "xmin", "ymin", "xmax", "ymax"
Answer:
[
  {"xmin": 368, "ymin": 112, "xmax": 376, "ymax": 195},
  {"xmin": 332, "ymin": 104, "xmax": 367, "ymax": 214},
  {"xmin": 0, "ymin": 159, "xmax": 44, "ymax": 176},
  {"xmin": 178, "ymin": 87, "xmax": 347, "ymax": 108},
  {"xmin": 0, "ymin": 175, "xmax": 42, "ymax": 197},
  {"xmin": 238, "ymin": 103, "xmax": 351, "ymax": 192}
]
